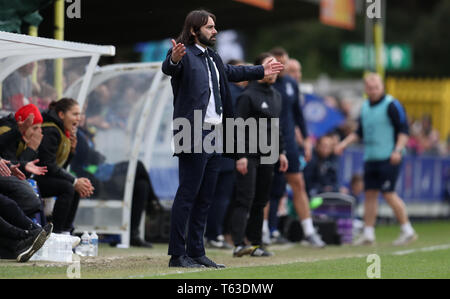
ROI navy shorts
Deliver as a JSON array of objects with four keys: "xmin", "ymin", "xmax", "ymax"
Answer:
[
  {"xmin": 364, "ymin": 160, "xmax": 401, "ymax": 193},
  {"xmin": 285, "ymin": 144, "xmax": 301, "ymax": 174}
]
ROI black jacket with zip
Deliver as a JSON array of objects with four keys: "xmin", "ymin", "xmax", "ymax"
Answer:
[
  {"xmin": 35, "ymin": 109, "xmax": 75, "ymax": 183},
  {"xmin": 234, "ymin": 81, "xmax": 285, "ymax": 160}
]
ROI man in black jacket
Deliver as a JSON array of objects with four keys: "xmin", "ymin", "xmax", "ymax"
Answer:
[
  {"xmin": 161, "ymin": 10, "xmax": 283, "ymax": 268},
  {"xmin": 229, "ymin": 53, "xmax": 288, "ymax": 258}
]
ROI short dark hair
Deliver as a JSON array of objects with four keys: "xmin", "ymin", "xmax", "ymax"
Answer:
[
  {"xmin": 254, "ymin": 52, "xmax": 273, "ymax": 66},
  {"xmin": 177, "ymin": 10, "xmax": 216, "ymax": 45}
]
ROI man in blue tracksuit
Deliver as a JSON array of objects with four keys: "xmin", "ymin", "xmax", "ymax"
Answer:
[
  {"xmin": 336, "ymin": 73, "xmax": 417, "ymax": 246},
  {"xmin": 269, "ymin": 48, "xmax": 325, "ymax": 247}
]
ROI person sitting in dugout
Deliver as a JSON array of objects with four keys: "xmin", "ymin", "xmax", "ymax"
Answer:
[
  {"xmin": 35, "ymin": 98, "xmax": 94, "ymax": 234},
  {"xmin": 0, "ymin": 104, "xmax": 48, "ymax": 218}
]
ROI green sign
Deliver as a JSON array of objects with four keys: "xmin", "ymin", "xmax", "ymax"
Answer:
[{"xmin": 341, "ymin": 43, "xmax": 412, "ymax": 71}]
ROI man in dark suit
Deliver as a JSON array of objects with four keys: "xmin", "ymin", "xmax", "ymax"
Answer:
[{"xmin": 162, "ymin": 9, "xmax": 283, "ymax": 268}]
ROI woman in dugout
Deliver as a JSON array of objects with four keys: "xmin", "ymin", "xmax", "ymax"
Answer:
[{"xmin": 35, "ymin": 98, "xmax": 94, "ymax": 234}]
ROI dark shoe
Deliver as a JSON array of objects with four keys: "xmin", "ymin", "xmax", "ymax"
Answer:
[
  {"xmin": 16, "ymin": 229, "xmax": 48, "ymax": 263},
  {"xmin": 42, "ymin": 223, "xmax": 53, "ymax": 240},
  {"xmin": 191, "ymin": 255, "xmax": 225, "ymax": 268},
  {"xmin": 250, "ymin": 245, "xmax": 274, "ymax": 257},
  {"xmin": 130, "ymin": 237, "xmax": 153, "ymax": 248},
  {"xmin": 169, "ymin": 255, "xmax": 206, "ymax": 268}
]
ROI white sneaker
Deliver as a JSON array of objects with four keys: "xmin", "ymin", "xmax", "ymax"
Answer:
[
  {"xmin": 353, "ymin": 234, "xmax": 375, "ymax": 246},
  {"xmin": 392, "ymin": 232, "xmax": 418, "ymax": 246},
  {"xmin": 206, "ymin": 239, "xmax": 224, "ymax": 249},
  {"xmin": 301, "ymin": 233, "xmax": 326, "ymax": 248}
]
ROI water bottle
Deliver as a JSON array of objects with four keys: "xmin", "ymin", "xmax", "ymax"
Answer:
[
  {"xmin": 89, "ymin": 232, "xmax": 98, "ymax": 257},
  {"xmin": 79, "ymin": 231, "xmax": 90, "ymax": 257},
  {"xmin": 27, "ymin": 179, "xmax": 40, "ymax": 198}
]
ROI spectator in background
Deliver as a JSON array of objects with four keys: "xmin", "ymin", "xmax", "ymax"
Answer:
[
  {"xmin": 33, "ymin": 83, "xmax": 58, "ymax": 112},
  {"xmin": 268, "ymin": 47, "xmax": 325, "ymax": 248},
  {"xmin": 335, "ymin": 73, "xmax": 417, "ymax": 246},
  {"xmin": 304, "ymin": 134, "xmax": 339, "ymax": 196},
  {"xmin": 1, "ymin": 63, "xmax": 35, "ymax": 111},
  {"xmin": 419, "ymin": 114, "xmax": 440, "ymax": 155},
  {"xmin": 408, "ymin": 114, "xmax": 442, "ymax": 156},
  {"xmin": 85, "ymin": 84, "xmax": 112, "ymax": 130},
  {"xmin": 206, "ymin": 59, "xmax": 247, "ymax": 250}
]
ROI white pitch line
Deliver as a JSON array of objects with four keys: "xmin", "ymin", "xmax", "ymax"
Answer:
[
  {"xmin": 127, "ymin": 243, "xmax": 450, "ymax": 278},
  {"xmin": 391, "ymin": 244, "xmax": 450, "ymax": 256}
]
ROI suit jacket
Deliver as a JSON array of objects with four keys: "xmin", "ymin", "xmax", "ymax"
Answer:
[{"xmin": 162, "ymin": 44, "xmax": 264, "ymax": 157}]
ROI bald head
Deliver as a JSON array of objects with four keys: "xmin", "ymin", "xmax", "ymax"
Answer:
[
  {"xmin": 286, "ymin": 58, "xmax": 302, "ymax": 82},
  {"xmin": 364, "ymin": 73, "xmax": 385, "ymax": 102}
]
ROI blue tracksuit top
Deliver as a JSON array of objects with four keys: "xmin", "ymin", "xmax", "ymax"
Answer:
[{"xmin": 272, "ymin": 75, "xmax": 308, "ymax": 151}]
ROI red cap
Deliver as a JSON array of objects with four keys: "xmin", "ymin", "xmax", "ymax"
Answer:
[{"xmin": 15, "ymin": 104, "xmax": 43, "ymax": 125}]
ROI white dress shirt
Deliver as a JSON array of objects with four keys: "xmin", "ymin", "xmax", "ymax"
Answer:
[{"xmin": 195, "ymin": 44, "xmax": 223, "ymax": 125}]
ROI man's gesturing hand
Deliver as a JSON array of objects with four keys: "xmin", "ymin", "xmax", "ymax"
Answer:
[
  {"xmin": 170, "ymin": 39, "xmax": 186, "ymax": 64},
  {"xmin": 262, "ymin": 58, "xmax": 284, "ymax": 76}
]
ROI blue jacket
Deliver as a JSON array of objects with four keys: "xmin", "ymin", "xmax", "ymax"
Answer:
[
  {"xmin": 272, "ymin": 75, "xmax": 308, "ymax": 150},
  {"xmin": 161, "ymin": 45, "xmax": 264, "ymax": 157}
]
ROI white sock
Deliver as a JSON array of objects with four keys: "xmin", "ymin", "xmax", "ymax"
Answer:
[
  {"xmin": 263, "ymin": 220, "xmax": 269, "ymax": 234},
  {"xmin": 301, "ymin": 218, "xmax": 315, "ymax": 236},
  {"xmin": 363, "ymin": 226, "xmax": 375, "ymax": 240},
  {"xmin": 401, "ymin": 222, "xmax": 414, "ymax": 235}
]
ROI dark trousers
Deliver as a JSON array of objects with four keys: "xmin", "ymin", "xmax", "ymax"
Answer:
[
  {"xmin": 205, "ymin": 169, "xmax": 235, "ymax": 240},
  {"xmin": 109, "ymin": 161, "xmax": 157, "ymax": 239},
  {"xmin": 230, "ymin": 157, "xmax": 274, "ymax": 246},
  {"xmin": 0, "ymin": 194, "xmax": 38, "ymax": 258},
  {"xmin": 0, "ymin": 176, "xmax": 42, "ymax": 217},
  {"xmin": 36, "ymin": 177, "xmax": 80, "ymax": 233},
  {"xmin": 268, "ymin": 169, "xmax": 287, "ymax": 233},
  {"xmin": 168, "ymin": 152, "xmax": 221, "ymax": 257}
]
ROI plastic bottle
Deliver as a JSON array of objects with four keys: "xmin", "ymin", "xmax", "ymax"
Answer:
[
  {"xmin": 79, "ymin": 231, "xmax": 90, "ymax": 257},
  {"xmin": 89, "ymin": 231, "xmax": 98, "ymax": 257}
]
